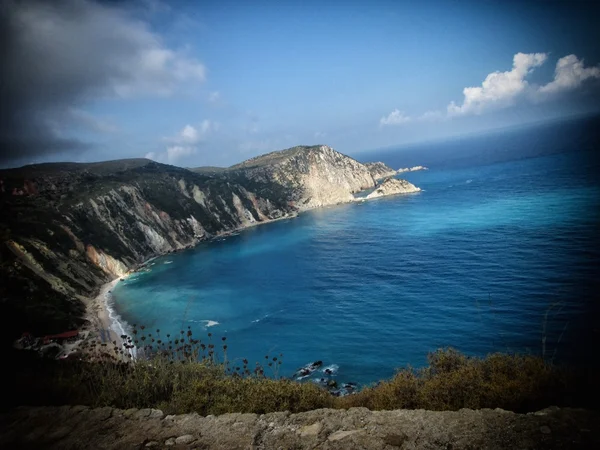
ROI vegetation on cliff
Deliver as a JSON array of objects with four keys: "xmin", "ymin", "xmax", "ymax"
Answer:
[{"xmin": 8, "ymin": 325, "xmax": 598, "ymax": 416}]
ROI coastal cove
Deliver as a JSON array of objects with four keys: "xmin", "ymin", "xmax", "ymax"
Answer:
[
  {"xmin": 94, "ymin": 178, "xmax": 419, "ymax": 358},
  {"xmin": 108, "ymin": 147, "xmax": 600, "ymax": 388}
]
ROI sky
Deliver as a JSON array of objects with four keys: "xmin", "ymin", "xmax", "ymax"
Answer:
[{"xmin": 1, "ymin": 0, "xmax": 599, "ymax": 168}]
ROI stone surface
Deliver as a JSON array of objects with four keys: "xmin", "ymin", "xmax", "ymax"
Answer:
[
  {"xmin": 364, "ymin": 161, "xmax": 398, "ymax": 180},
  {"xmin": 299, "ymin": 422, "xmax": 322, "ymax": 437},
  {"xmin": 1, "ymin": 406, "xmax": 598, "ymax": 449},
  {"xmin": 175, "ymin": 434, "xmax": 196, "ymax": 445}
]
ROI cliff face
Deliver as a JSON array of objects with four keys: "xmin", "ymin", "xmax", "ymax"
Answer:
[
  {"xmin": 0, "ymin": 146, "xmax": 419, "ymax": 339},
  {"xmin": 366, "ymin": 178, "xmax": 421, "ymax": 199},
  {"xmin": 228, "ymin": 146, "xmax": 376, "ymax": 210},
  {"xmin": 364, "ymin": 162, "xmax": 398, "ymax": 180},
  {"xmin": 0, "ymin": 159, "xmax": 293, "ymax": 339}
]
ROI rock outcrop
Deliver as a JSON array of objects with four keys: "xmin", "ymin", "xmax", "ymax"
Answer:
[
  {"xmin": 1, "ymin": 405, "xmax": 598, "ymax": 449},
  {"xmin": 366, "ymin": 178, "xmax": 421, "ymax": 199},
  {"xmin": 364, "ymin": 161, "xmax": 398, "ymax": 180},
  {"xmin": 227, "ymin": 145, "xmax": 377, "ymax": 210},
  {"xmin": 0, "ymin": 146, "xmax": 420, "ymax": 339}
]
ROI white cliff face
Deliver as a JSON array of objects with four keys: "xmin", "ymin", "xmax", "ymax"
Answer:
[
  {"xmin": 293, "ymin": 147, "xmax": 376, "ymax": 209},
  {"xmin": 364, "ymin": 162, "xmax": 398, "ymax": 180},
  {"xmin": 232, "ymin": 145, "xmax": 378, "ymax": 210},
  {"xmin": 365, "ymin": 178, "xmax": 421, "ymax": 199}
]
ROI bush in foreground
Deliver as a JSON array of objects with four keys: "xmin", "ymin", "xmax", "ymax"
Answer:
[{"xmin": 10, "ymin": 341, "xmax": 597, "ymax": 415}]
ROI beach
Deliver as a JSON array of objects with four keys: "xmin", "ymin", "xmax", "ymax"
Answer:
[{"xmin": 86, "ymin": 277, "xmax": 128, "ymax": 356}]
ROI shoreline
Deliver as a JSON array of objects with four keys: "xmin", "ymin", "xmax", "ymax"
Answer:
[
  {"xmin": 84, "ymin": 186, "xmax": 420, "ymax": 355},
  {"xmin": 86, "ymin": 278, "xmax": 123, "ymax": 349},
  {"xmin": 85, "ymin": 212, "xmax": 301, "ymax": 357}
]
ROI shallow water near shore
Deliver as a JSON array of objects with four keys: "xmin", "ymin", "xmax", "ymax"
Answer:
[{"xmin": 112, "ymin": 119, "xmax": 600, "ymax": 387}]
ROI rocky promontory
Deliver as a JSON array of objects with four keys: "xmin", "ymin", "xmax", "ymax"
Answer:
[
  {"xmin": 0, "ymin": 145, "xmax": 421, "ymax": 340},
  {"xmin": 364, "ymin": 161, "xmax": 398, "ymax": 180},
  {"xmin": 366, "ymin": 178, "xmax": 421, "ymax": 199}
]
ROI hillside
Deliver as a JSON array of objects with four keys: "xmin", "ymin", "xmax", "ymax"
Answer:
[{"xmin": 0, "ymin": 146, "xmax": 418, "ymax": 341}]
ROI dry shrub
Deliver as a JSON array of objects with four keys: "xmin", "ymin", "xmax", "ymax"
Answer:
[{"xmin": 10, "ymin": 337, "xmax": 595, "ymax": 415}]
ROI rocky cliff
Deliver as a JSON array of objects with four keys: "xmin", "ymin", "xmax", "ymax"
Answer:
[
  {"xmin": 364, "ymin": 162, "xmax": 398, "ymax": 180},
  {"xmin": 366, "ymin": 178, "xmax": 421, "ymax": 199},
  {"xmin": 227, "ymin": 145, "xmax": 377, "ymax": 210},
  {"xmin": 0, "ymin": 146, "xmax": 419, "ymax": 340}
]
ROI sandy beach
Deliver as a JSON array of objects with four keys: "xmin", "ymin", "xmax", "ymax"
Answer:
[{"xmin": 86, "ymin": 277, "xmax": 127, "ymax": 355}]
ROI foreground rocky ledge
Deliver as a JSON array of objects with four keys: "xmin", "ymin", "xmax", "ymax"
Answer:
[{"xmin": 1, "ymin": 406, "xmax": 598, "ymax": 449}]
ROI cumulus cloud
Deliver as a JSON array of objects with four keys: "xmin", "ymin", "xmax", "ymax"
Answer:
[
  {"xmin": 380, "ymin": 52, "xmax": 599, "ymax": 128},
  {"xmin": 166, "ymin": 145, "xmax": 196, "ymax": 162},
  {"xmin": 380, "ymin": 109, "xmax": 412, "ymax": 126},
  {"xmin": 447, "ymin": 52, "xmax": 547, "ymax": 116},
  {"xmin": 148, "ymin": 120, "xmax": 218, "ymax": 164},
  {"xmin": 145, "ymin": 145, "xmax": 196, "ymax": 164},
  {"xmin": 539, "ymin": 54, "xmax": 600, "ymax": 94},
  {"xmin": 166, "ymin": 120, "xmax": 218, "ymax": 145},
  {"xmin": 208, "ymin": 91, "xmax": 220, "ymax": 103},
  {"xmin": 0, "ymin": 0, "xmax": 206, "ymax": 164}
]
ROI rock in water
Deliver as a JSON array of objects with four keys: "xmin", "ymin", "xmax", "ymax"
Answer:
[{"xmin": 366, "ymin": 178, "xmax": 421, "ymax": 199}]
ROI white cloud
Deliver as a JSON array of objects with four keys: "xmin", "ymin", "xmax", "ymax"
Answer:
[
  {"xmin": 379, "ymin": 52, "xmax": 599, "ymax": 130},
  {"xmin": 166, "ymin": 120, "xmax": 218, "ymax": 145},
  {"xmin": 179, "ymin": 124, "xmax": 199, "ymax": 143},
  {"xmin": 380, "ymin": 109, "xmax": 412, "ymax": 126},
  {"xmin": 447, "ymin": 52, "xmax": 547, "ymax": 116},
  {"xmin": 145, "ymin": 146, "xmax": 196, "ymax": 163},
  {"xmin": 2, "ymin": 0, "xmax": 207, "ymax": 162},
  {"xmin": 539, "ymin": 54, "xmax": 600, "ymax": 95},
  {"xmin": 166, "ymin": 145, "xmax": 196, "ymax": 162},
  {"xmin": 314, "ymin": 131, "xmax": 327, "ymax": 138},
  {"xmin": 149, "ymin": 120, "xmax": 218, "ymax": 164},
  {"xmin": 208, "ymin": 91, "xmax": 220, "ymax": 102}
]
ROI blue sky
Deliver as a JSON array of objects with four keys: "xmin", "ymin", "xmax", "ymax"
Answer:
[{"xmin": 2, "ymin": 0, "xmax": 599, "ymax": 168}]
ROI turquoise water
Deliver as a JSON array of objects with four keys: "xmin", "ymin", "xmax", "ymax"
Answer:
[{"xmin": 112, "ymin": 118, "xmax": 600, "ymax": 387}]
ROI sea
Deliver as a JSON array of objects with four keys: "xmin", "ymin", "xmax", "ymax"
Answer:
[{"xmin": 110, "ymin": 114, "xmax": 600, "ymax": 388}]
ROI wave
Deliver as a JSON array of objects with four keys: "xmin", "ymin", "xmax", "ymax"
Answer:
[
  {"xmin": 104, "ymin": 286, "xmax": 137, "ymax": 358},
  {"xmin": 251, "ymin": 309, "xmax": 285, "ymax": 324},
  {"xmin": 186, "ymin": 319, "xmax": 220, "ymax": 328},
  {"xmin": 322, "ymin": 364, "xmax": 339, "ymax": 375}
]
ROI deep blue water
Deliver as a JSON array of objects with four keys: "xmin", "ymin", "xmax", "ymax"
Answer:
[{"xmin": 112, "ymin": 116, "xmax": 600, "ymax": 387}]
